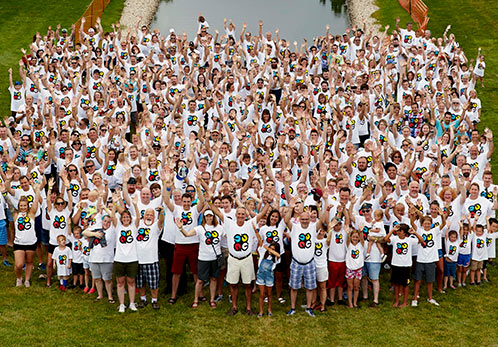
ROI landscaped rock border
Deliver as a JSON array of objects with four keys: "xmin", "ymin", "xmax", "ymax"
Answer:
[
  {"xmin": 347, "ymin": 0, "xmax": 381, "ymax": 33},
  {"xmin": 120, "ymin": 0, "xmax": 160, "ymax": 28}
]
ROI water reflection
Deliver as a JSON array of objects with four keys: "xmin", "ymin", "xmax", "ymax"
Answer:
[{"xmin": 151, "ymin": 0, "xmax": 350, "ymax": 41}]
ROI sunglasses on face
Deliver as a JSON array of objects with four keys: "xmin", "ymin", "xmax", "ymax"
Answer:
[
  {"xmin": 56, "ymin": 202, "xmax": 65, "ymax": 206},
  {"xmin": 68, "ymin": 169, "xmax": 77, "ymax": 172}
]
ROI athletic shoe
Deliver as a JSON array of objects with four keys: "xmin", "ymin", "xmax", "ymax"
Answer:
[
  {"xmin": 411, "ymin": 300, "xmax": 418, "ymax": 307},
  {"xmin": 152, "ymin": 302, "xmax": 160, "ymax": 310},
  {"xmin": 305, "ymin": 308, "xmax": 315, "ymax": 317},
  {"xmin": 118, "ymin": 304, "xmax": 126, "ymax": 313},
  {"xmin": 129, "ymin": 303, "xmax": 138, "ymax": 312},
  {"xmin": 138, "ymin": 299, "xmax": 148, "ymax": 309},
  {"xmin": 264, "ymin": 297, "xmax": 268, "ymax": 303},
  {"xmin": 2, "ymin": 260, "xmax": 12, "ymax": 267},
  {"xmin": 228, "ymin": 295, "xmax": 232, "ymax": 303},
  {"xmin": 16, "ymin": 278, "xmax": 23, "ymax": 287},
  {"xmin": 214, "ymin": 294, "xmax": 223, "ymax": 303},
  {"xmin": 24, "ymin": 280, "xmax": 30, "ymax": 288},
  {"xmin": 381, "ymin": 254, "xmax": 388, "ymax": 263},
  {"xmin": 38, "ymin": 263, "xmax": 46, "ymax": 271},
  {"xmin": 427, "ymin": 298, "xmax": 440, "ymax": 306},
  {"xmin": 287, "ymin": 309, "xmax": 296, "ymax": 316}
]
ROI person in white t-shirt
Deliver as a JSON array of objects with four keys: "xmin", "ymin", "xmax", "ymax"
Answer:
[
  {"xmin": 469, "ymin": 223, "xmax": 487, "ymax": 285},
  {"xmin": 443, "ymin": 229, "xmax": 460, "ymax": 290},
  {"xmin": 385, "ymin": 223, "xmax": 423, "ymax": 307},
  {"xmin": 345, "ymin": 228, "xmax": 364, "ymax": 308},
  {"xmin": 52, "ymin": 234, "xmax": 72, "ymax": 291}
]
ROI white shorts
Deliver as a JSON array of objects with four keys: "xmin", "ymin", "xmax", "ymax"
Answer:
[
  {"xmin": 316, "ymin": 265, "xmax": 329, "ymax": 283},
  {"xmin": 226, "ymin": 255, "xmax": 255, "ymax": 285}
]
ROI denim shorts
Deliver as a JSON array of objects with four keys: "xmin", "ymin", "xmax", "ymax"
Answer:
[
  {"xmin": 256, "ymin": 258, "xmax": 275, "ymax": 287},
  {"xmin": 457, "ymin": 253, "xmax": 471, "ymax": 267},
  {"xmin": 364, "ymin": 262, "xmax": 381, "ymax": 281},
  {"xmin": 0, "ymin": 219, "xmax": 7, "ymax": 245},
  {"xmin": 444, "ymin": 260, "xmax": 457, "ymax": 277}
]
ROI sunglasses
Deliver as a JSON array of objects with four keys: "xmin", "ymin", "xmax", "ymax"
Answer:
[
  {"xmin": 68, "ymin": 169, "xmax": 77, "ymax": 172},
  {"xmin": 86, "ymin": 165, "xmax": 94, "ymax": 168},
  {"xmin": 56, "ymin": 202, "xmax": 65, "ymax": 206},
  {"xmin": 186, "ymin": 190, "xmax": 195, "ymax": 193}
]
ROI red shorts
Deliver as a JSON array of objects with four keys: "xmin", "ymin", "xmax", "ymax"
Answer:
[
  {"xmin": 327, "ymin": 261, "xmax": 346, "ymax": 289},
  {"xmin": 172, "ymin": 243, "xmax": 199, "ymax": 275}
]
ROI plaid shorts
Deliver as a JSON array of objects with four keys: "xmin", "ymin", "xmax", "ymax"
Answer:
[
  {"xmin": 345, "ymin": 267, "xmax": 363, "ymax": 280},
  {"xmin": 136, "ymin": 262, "xmax": 160, "ymax": 289},
  {"xmin": 289, "ymin": 258, "xmax": 316, "ymax": 290}
]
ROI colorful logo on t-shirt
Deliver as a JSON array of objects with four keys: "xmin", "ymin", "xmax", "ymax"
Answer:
[
  {"xmin": 476, "ymin": 238, "xmax": 485, "ymax": 248},
  {"xmin": 265, "ymin": 230, "xmax": 279, "ymax": 243},
  {"xmin": 315, "ymin": 242, "xmax": 323, "ymax": 257},
  {"xmin": 422, "ymin": 233, "xmax": 434, "ymax": 248},
  {"xmin": 17, "ymin": 216, "xmax": 32, "ymax": 231},
  {"xmin": 298, "ymin": 233, "xmax": 312, "ymax": 249},
  {"xmin": 120, "ymin": 230, "xmax": 133, "ymax": 244},
  {"xmin": 53, "ymin": 216, "xmax": 66, "ymax": 229},
  {"xmin": 396, "ymin": 242, "xmax": 408, "ymax": 255},
  {"xmin": 204, "ymin": 230, "xmax": 219, "ymax": 245},
  {"xmin": 69, "ymin": 183, "xmax": 80, "ymax": 197},
  {"xmin": 468, "ymin": 204, "xmax": 481, "ymax": 218},
  {"xmin": 181, "ymin": 211, "xmax": 192, "ymax": 225},
  {"xmin": 335, "ymin": 233, "xmax": 343, "ymax": 244},
  {"xmin": 58, "ymin": 255, "xmax": 67, "ymax": 265},
  {"xmin": 354, "ymin": 174, "xmax": 366, "ymax": 188},
  {"xmin": 351, "ymin": 249, "xmax": 360, "ymax": 259},
  {"xmin": 233, "ymin": 233, "xmax": 249, "ymax": 251},
  {"xmin": 448, "ymin": 245, "xmax": 457, "ymax": 255},
  {"xmin": 137, "ymin": 227, "xmax": 150, "ymax": 242}
]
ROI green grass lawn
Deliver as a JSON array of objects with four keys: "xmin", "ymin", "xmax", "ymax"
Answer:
[
  {"xmin": 374, "ymin": 0, "xmax": 498, "ymax": 172},
  {"xmin": 0, "ymin": 0, "xmax": 124, "ymax": 117}
]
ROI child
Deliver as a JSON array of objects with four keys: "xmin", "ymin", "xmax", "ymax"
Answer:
[
  {"xmin": 52, "ymin": 234, "xmax": 73, "ymax": 291},
  {"xmin": 385, "ymin": 223, "xmax": 424, "ymax": 307},
  {"xmin": 313, "ymin": 224, "xmax": 332, "ymax": 312},
  {"xmin": 443, "ymin": 230, "xmax": 460, "ymax": 290},
  {"xmin": 469, "ymin": 223, "xmax": 487, "ymax": 285},
  {"xmin": 473, "ymin": 48, "xmax": 485, "ymax": 88},
  {"xmin": 366, "ymin": 209, "xmax": 387, "ymax": 262},
  {"xmin": 255, "ymin": 240, "xmax": 280, "ymax": 317},
  {"xmin": 484, "ymin": 218, "xmax": 498, "ymax": 282},
  {"xmin": 81, "ymin": 228, "xmax": 94, "ymax": 294},
  {"xmin": 345, "ymin": 228, "xmax": 364, "ymax": 308},
  {"xmin": 457, "ymin": 219, "xmax": 472, "ymax": 287},
  {"xmin": 70, "ymin": 227, "xmax": 85, "ymax": 289}
]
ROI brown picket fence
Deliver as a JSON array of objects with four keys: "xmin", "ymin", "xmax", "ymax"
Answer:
[
  {"xmin": 74, "ymin": 0, "xmax": 112, "ymax": 44},
  {"xmin": 398, "ymin": 0, "xmax": 430, "ymax": 32}
]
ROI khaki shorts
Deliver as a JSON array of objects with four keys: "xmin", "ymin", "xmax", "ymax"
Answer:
[
  {"xmin": 470, "ymin": 260, "xmax": 483, "ymax": 271},
  {"xmin": 226, "ymin": 254, "xmax": 255, "ymax": 285}
]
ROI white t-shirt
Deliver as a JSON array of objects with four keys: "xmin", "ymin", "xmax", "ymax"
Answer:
[
  {"xmin": 48, "ymin": 208, "xmax": 71, "ymax": 246},
  {"xmin": 52, "ymin": 246, "xmax": 72, "ymax": 276},
  {"xmin": 89, "ymin": 226, "xmax": 116, "ymax": 263},
  {"xmin": 445, "ymin": 238, "xmax": 460, "ymax": 263},
  {"xmin": 328, "ymin": 228, "xmax": 347, "ymax": 262},
  {"xmin": 113, "ymin": 222, "xmax": 138, "ymax": 263},
  {"xmin": 471, "ymin": 231, "xmax": 488, "ymax": 261},
  {"xmin": 194, "ymin": 224, "xmax": 224, "ymax": 261},
  {"xmin": 70, "ymin": 235, "xmax": 84, "ymax": 264},
  {"xmin": 14, "ymin": 212, "xmax": 36, "ymax": 245},
  {"xmin": 290, "ymin": 223, "xmax": 316, "ymax": 264},
  {"xmin": 416, "ymin": 227, "xmax": 441, "ymax": 263},
  {"xmin": 174, "ymin": 206, "xmax": 200, "ymax": 244},
  {"xmin": 224, "ymin": 218, "xmax": 256, "ymax": 258},
  {"xmin": 136, "ymin": 220, "xmax": 160, "ymax": 264},
  {"xmin": 389, "ymin": 235, "xmax": 418, "ymax": 267},
  {"xmin": 346, "ymin": 242, "xmax": 364, "ymax": 270},
  {"xmin": 314, "ymin": 236, "xmax": 329, "ymax": 268},
  {"xmin": 486, "ymin": 232, "xmax": 498, "ymax": 259},
  {"xmin": 259, "ymin": 223, "xmax": 286, "ymax": 255}
]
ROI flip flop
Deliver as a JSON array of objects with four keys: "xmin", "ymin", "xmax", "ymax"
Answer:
[
  {"xmin": 209, "ymin": 301, "xmax": 217, "ymax": 308},
  {"xmin": 168, "ymin": 297, "xmax": 177, "ymax": 304},
  {"xmin": 191, "ymin": 302, "xmax": 199, "ymax": 308},
  {"xmin": 108, "ymin": 299, "xmax": 116, "ymax": 304}
]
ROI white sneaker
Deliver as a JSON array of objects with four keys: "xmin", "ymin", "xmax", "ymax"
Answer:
[
  {"xmin": 365, "ymin": 253, "xmax": 371, "ymax": 261},
  {"xmin": 411, "ymin": 300, "xmax": 418, "ymax": 307},
  {"xmin": 16, "ymin": 278, "xmax": 23, "ymax": 287},
  {"xmin": 129, "ymin": 302, "xmax": 137, "ymax": 312},
  {"xmin": 24, "ymin": 280, "xmax": 30, "ymax": 288},
  {"xmin": 427, "ymin": 299, "xmax": 440, "ymax": 306},
  {"xmin": 118, "ymin": 304, "xmax": 126, "ymax": 313},
  {"xmin": 381, "ymin": 254, "xmax": 387, "ymax": 263}
]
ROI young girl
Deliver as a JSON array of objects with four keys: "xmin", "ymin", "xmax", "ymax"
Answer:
[
  {"xmin": 313, "ymin": 224, "xmax": 332, "ymax": 312},
  {"xmin": 366, "ymin": 209, "xmax": 386, "ymax": 262},
  {"xmin": 345, "ymin": 228, "xmax": 364, "ymax": 308},
  {"xmin": 52, "ymin": 234, "xmax": 72, "ymax": 291},
  {"xmin": 457, "ymin": 219, "xmax": 472, "ymax": 287},
  {"xmin": 254, "ymin": 231, "xmax": 280, "ymax": 317},
  {"xmin": 443, "ymin": 230, "xmax": 460, "ymax": 290},
  {"xmin": 70, "ymin": 227, "xmax": 85, "ymax": 289},
  {"xmin": 385, "ymin": 223, "xmax": 423, "ymax": 307}
]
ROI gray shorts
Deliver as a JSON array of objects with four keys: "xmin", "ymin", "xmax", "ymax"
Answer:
[
  {"xmin": 90, "ymin": 262, "xmax": 114, "ymax": 281},
  {"xmin": 414, "ymin": 261, "xmax": 436, "ymax": 283}
]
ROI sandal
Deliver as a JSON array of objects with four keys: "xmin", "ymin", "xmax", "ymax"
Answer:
[
  {"xmin": 168, "ymin": 297, "xmax": 177, "ymax": 305},
  {"xmin": 94, "ymin": 297, "xmax": 102, "ymax": 302},
  {"xmin": 108, "ymin": 299, "xmax": 116, "ymax": 304},
  {"xmin": 191, "ymin": 302, "xmax": 199, "ymax": 309},
  {"xmin": 209, "ymin": 301, "xmax": 217, "ymax": 308}
]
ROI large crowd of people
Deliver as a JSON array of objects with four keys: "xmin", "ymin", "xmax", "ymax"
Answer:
[{"xmin": 2, "ymin": 14, "xmax": 496, "ymax": 316}]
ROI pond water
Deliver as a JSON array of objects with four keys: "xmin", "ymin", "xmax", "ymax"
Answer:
[{"xmin": 151, "ymin": 0, "xmax": 350, "ymax": 42}]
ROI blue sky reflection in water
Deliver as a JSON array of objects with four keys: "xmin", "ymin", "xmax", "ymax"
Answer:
[{"xmin": 151, "ymin": 0, "xmax": 350, "ymax": 42}]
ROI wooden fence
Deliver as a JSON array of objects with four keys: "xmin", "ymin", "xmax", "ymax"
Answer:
[
  {"xmin": 74, "ymin": 0, "xmax": 112, "ymax": 43},
  {"xmin": 398, "ymin": 0, "xmax": 430, "ymax": 31}
]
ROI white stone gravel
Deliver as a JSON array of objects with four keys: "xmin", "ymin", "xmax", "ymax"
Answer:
[
  {"xmin": 120, "ymin": 0, "xmax": 160, "ymax": 28},
  {"xmin": 347, "ymin": 0, "xmax": 382, "ymax": 33}
]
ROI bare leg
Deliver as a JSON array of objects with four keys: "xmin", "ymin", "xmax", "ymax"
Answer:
[
  {"xmin": 244, "ymin": 284, "xmax": 252, "ymax": 311},
  {"xmin": 230, "ymin": 284, "xmax": 238, "ymax": 310},
  {"xmin": 14, "ymin": 250, "xmax": 25, "ymax": 280},
  {"xmin": 393, "ymin": 285, "xmax": 400, "ymax": 307},
  {"xmin": 258, "ymin": 285, "xmax": 265, "ymax": 315},
  {"xmin": 46, "ymin": 254, "xmax": 54, "ymax": 286},
  {"xmin": 116, "ymin": 276, "xmax": 126, "ymax": 305},
  {"xmin": 127, "ymin": 277, "xmax": 136, "ymax": 304},
  {"xmin": 275, "ymin": 271, "xmax": 283, "ymax": 299},
  {"xmin": 95, "ymin": 278, "xmax": 104, "ymax": 299},
  {"xmin": 353, "ymin": 279, "xmax": 360, "ymax": 307},
  {"xmin": 347, "ymin": 279, "xmax": 353, "ymax": 308},
  {"xmin": 290, "ymin": 288, "xmax": 298, "ymax": 309},
  {"xmin": 267, "ymin": 286, "xmax": 273, "ymax": 314},
  {"xmin": 104, "ymin": 279, "xmax": 113, "ymax": 300},
  {"xmin": 171, "ymin": 274, "xmax": 181, "ymax": 299}
]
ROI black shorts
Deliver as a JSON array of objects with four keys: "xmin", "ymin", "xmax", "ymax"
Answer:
[
  {"xmin": 72, "ymin": 262, "xmax": 84, "ymax": 275},
  {"xmin": 274, "ymin": 252, "xmax": 287, "ymax": 272},
  {"xmin": 159, "ymin": 240, "xmax": 174, "ymax": 259},
  {"xmin": 13, "ymin": 243, "xmax": 37, "ymax": 252},
  {"xmin": 114, "ymin": 261, "xmax": 139, "ymax": 278},
  {"xmin": 391, "ymin": 265, "xmax": 411, "ymax": 286},
  {"xmin": 197, "ymin": 259, "xmax": 220, "ymax": 282}
]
